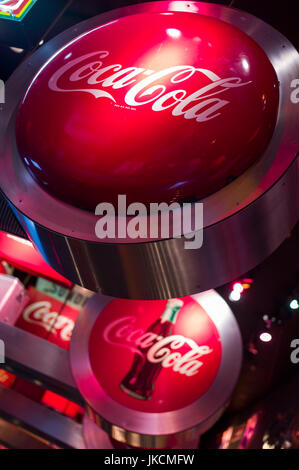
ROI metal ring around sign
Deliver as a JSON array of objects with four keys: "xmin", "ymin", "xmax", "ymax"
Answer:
[
  {"xmin": 70, "ymin": 290, "xmax": 242, "ymax": 447},
  {"xmin": 0, "ymin": 1, "xmax": 298, "ymax": 299}
]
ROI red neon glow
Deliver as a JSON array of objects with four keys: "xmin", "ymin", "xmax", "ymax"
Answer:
[
  {"xmin": 0, "ymin": 369, "xmax": 16, "ymax": 388},
  {"xmin": 0, "ymin": 232, "xmax": 72, "ymax": 287},
  {"xmin": 42, "ymin": 390, "xmax": 83, "ymax": 418}
]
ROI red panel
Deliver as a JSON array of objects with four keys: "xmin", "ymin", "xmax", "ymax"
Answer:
[
  {"xmin": 16, "ymin": 286, "xmax": 62, "ymax": 339},
  {"xmin": 0, "ymin": 369, "xmax": 16, "ymax": 388},
  {"xmin": 14, "ymin": 285, "xmax": 83, "ymax": 418},
  {"xmin": 42, "ymin": 390, "xmax": 83, "ymax": 418},
  {"xmin": 0, "ymin": 232, "xmax": 72, "ymax": 287}
]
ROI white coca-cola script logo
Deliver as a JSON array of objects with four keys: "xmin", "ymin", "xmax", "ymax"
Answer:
[
  {"xmin": 103, "ymin": 316, "xmax": 214, "ymax": 377},
  {"xmin": 23, "ymin": 301, "xmax": 75, "ymax": 342},
  {"xmin": 48, "ymin": 50, "xmax": 251, "ymax": 123}
]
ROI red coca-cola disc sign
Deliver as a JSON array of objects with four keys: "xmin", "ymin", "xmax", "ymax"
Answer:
[
  {"xmin": 70, "ymin": 290, "xmax": 242, "ymax": 438},
  {"xmin": 89, "ymin": 296, "xmax": 221, "ymax": 412},
  {"xmin": 16, "ymin": 11, "xmax": 279, "ymax": 210}
]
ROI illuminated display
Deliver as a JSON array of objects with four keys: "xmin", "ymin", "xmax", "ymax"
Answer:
[
  {"xmin": 16, "ymin": 11, "xmax": 279, "ymax": 210},
  {"xmin": 89, "ymin": 296, "xmax": 222, "ymax": 412}
]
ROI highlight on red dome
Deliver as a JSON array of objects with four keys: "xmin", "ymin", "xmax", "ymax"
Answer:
[{"xmin": 0, "ymin": 0, "xmax": 298, "ymax": 455}]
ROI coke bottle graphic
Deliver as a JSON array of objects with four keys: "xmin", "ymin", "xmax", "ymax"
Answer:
[{"xmin": 120, "ymin": 299, "xmax": 184, "ymax": 400}]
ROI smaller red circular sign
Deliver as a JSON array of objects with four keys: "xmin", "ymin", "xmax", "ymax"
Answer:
[{"xmin": 89, "ymin": 296, "xmax": 222, "ymax": 413}]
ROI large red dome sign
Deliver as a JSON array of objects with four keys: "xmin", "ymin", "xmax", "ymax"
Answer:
[
  {"xmin": 1, "ymin": 1, "xmax": 297, "ymax": 300},
  {"xmin": 16, "ymin": 11, "xmax": 279, "ymax": 210}
]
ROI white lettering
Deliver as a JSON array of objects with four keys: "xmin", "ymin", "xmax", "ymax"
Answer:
[{"xmin": 48, "ymin": 51, "xmax": 252, "ymax": 123}]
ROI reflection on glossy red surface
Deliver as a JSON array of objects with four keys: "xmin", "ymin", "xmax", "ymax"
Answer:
[{"xmin": 16, "ymin": 11, "xmax": 279, "ymax": 211}]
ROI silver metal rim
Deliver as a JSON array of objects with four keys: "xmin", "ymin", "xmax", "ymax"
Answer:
[
  {"xmin": 0, "ymin": 1, "xmax": 298, "ymax": 299},
  {"xmin": 69, "ymin": 290, "xmax": 242, "ymax": 440},
  {"xmin": 0, "ymin": 0, "xmax": 298, "ymax": 242}
]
